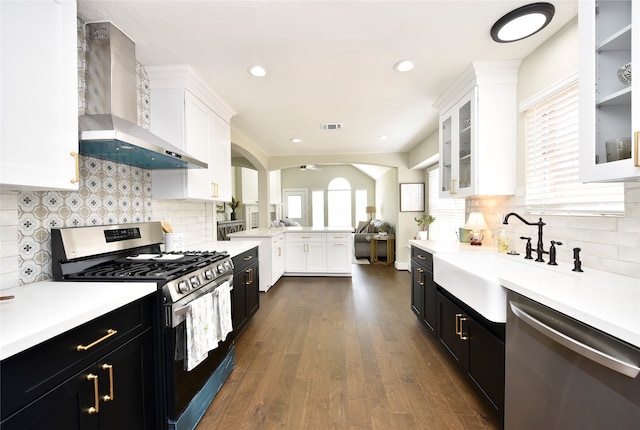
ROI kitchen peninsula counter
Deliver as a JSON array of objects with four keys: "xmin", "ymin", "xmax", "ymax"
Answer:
[{"xmin": 0, "ymin": 281, "xmax": 156, "ymax": 360}]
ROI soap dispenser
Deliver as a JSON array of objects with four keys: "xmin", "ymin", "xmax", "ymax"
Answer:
[{"xmin": 497, "ymin": 229, "xmax": 509, "ymax": 253}]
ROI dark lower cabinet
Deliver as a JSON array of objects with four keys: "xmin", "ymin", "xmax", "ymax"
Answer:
[
  {"xmin": 410, "ymin": 247, "xmax": 437, "ymax": 336},
  {"xmin": 232, "ymin": 246, "xmax": 260, "ymax": 334},
  {"xmin": 0, "ymin": 295, "xmax": 158, "ymax": 430},
  {"xmin": 437, "ymin": 290, "xmax": 505, "ymax": 421}
]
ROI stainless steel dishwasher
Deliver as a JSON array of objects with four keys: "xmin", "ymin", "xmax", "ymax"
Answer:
[{"xmin": 505, "ymin": 291, "xmax": 640, "ymax": 429}]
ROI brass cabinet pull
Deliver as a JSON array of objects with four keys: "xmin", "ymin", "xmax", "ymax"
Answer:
[
  {"xmin": 450, "ymin": 179, "xmax": 457, "ymax": 195},
  {"xmin": 211, "ymin": 182, "xmax": 219, "ymax": 198},
  {"xmin": 87, "ymin": 373, "xmax": 99, "ymax": 414},
  {"xmin": 277, "ymin": 247, "xmax": 282, "ymax": 257},
  {"xmin": 102, "ymin": 364, "xmax": 114, "ymax": 402},
  {"xmin": 243, "ymin": 255, "xmax": 253, "ymax": 261},
  {"xmin": 245, "ymin": 268, "xmax": 252, "ymax": 285},
  {"xmin": 459, "ymin": 315, "xmax": 469, "ymax": 340},
  {"xmin": 635, "ymin": 131, "xmax": 639, "ymax": 167},
  {"xmin": 70, "ymin": 151, "xmax": 80, "ymax": 184},
  {"xmin": 417, "ymin": 254, "xmax": 426, "ymax": 260},
  {"xmin": 77, "ymin": 329, "xmax": 117, "ymax": 351},
  {"xmin": 416, "ymin": 267, "xmax": 424, "ymax": 286}
]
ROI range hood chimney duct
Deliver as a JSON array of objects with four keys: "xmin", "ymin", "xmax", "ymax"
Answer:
[{"xmin": 79, "ymin": 22, "xmax": 206, "ymax": 169}]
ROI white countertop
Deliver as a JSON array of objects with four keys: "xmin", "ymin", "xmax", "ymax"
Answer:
[
  {"xmin": 410, "ymin": 240, "xmax": 640, "ymax": 348},
  {"xmin": 228, "ymin": 226, "xmax": 354, "ymax": 239},
  {"xmin": 188, "ymin": 239, "xmax": 262, "ymax": 256},
  {"xmin": 0, "ymin": 281, "xmax": 157, "ymax": 361}
]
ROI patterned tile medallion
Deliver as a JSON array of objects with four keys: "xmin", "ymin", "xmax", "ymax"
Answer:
[{"xmin": 17, "ymin": 156, "xmax": 153, "ymax": 284}]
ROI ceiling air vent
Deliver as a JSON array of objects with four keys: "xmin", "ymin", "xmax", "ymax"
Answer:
[{"xmin": 320, "ymin": 123, "xmax": 343, "ymax": 131}]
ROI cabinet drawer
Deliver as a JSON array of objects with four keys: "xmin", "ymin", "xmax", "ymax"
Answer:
[
  {"xmin": 327, "ymin": 233, "xmax": 351, "ymax": 243},
  {"xmin": 0, "ymin": 295, "xmax": 154, "ymax": 420},
  {"xmin": 271, "ymin": 234, "xmax": 284, "ymax": 246},
  {"xmin": 232, "ymin": 246, "xmax": 259, "ymax": 271},
  {"xmin": 286, "ymin": 233, "xmax": 326, "ymax": 242},
  {"xmin": 411, "ymin": 246, "xmax": 433, "ymax": 271}
]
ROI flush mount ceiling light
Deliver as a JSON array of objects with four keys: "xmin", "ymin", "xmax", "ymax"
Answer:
[
  {"xmin": 393, "ymin": 59, "xmax": 415, "ymax": 72},
  {"xmin": 490, "ymin": 2, "xmax": 555, "ymax": 43},
  {"xmin": 378, "ymin": 135, "xmax": 388, "ymax": 140},
  {"xmin": 248, "ymin": 65, "xmax": 268, "ymax": 77},
  {"xmin": 290, "ymin": 138, "xmax": 303, "ymax": 143}
]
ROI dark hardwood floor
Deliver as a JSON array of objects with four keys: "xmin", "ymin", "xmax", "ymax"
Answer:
[{"xmin": 197, "ymin": 264, "xmax": 500, "ymax": 429}]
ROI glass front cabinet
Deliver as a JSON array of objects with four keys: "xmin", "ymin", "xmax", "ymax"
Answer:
[
  {"xmin": 579, "ymin": 0, "xmax": 640, "ymax": 181},
  {"xmin": 436, "ymin": 61, "xmax": 520, "ymax": 198}
]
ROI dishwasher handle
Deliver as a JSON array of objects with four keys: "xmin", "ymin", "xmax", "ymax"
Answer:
[{"xmin": 509, "ymin": 301, "xmax": 640, "ymax": 378}]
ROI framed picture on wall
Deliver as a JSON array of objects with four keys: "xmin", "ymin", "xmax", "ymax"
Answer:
[
  {"xmin": 399, "ymin": 183, "xmax": 425, "ymax": 212},
  {"xmin": 216, "ymin": 202, "xmax": 225, "ymax": 213}
]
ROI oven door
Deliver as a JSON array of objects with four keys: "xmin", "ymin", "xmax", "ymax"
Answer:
[{"xmin": 163, "ymin": 275, "xmax": 234, "ymax": 421}]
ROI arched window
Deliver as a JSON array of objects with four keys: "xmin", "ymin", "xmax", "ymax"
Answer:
[{"xmin": 327, "ymin": 177, "xmax": 352, "ymax": 227}]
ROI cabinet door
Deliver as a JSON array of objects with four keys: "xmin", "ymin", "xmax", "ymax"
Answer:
[
  {"xmin": 285, "ymin": 242, "xmax": 307, "ymax": 273},
  {"xmin": 579, "ymin": 0, "xmax": 639, "ymax": 181},
  {"xmin": 0, "ymin": 369, "xmax": 95, "ymax": 430},
  {"xmin": 183, "ymin": 91, "xmax": 213, "ymax": 200},
  {"xmin": 0, "ymin": 0, "xmax": 78, "ymax": 191},
  {"xmin": 269, "ymin": 170, "xmax": 282, "ymax": 204},
  {"xmin": 411, "ymin": 261, "xmax": 425, "ymax": 319},
  {"xmin": 241, "ymin": 168, "xmax": 259, "ymax": 204},
  {"xmin": 271, "ymin": 236, "xmax": 285, "ymax": 283},
  {"xmin": 466, "ymin": 318, "xmax": 504, "ymax": 415},
  {"xmin": 422, "ymin": 269, "xmax": 437, "ymax": 335},
  {"xmin": 97, "ymin": 331, "xmax": 157, "ymax": 430},
  {"xmin": 210, "ymin": 112, "xmax": 232, "ymax": 201},
  {"xmin": 306, "ymin": 242, "xmax": 327, "ymax": 273},
  {"xmin": 244, "ymin": 261, "xmax": 260, "ymax": 321},
  {"xmin": 437, "ymin": 293, "xmax": 467, "ymax": 369},
  {"xmin": 439, "ymin": 90, "xmax": 475, "ymax": 198},
  {"xmin": 326, "ymin": 241, "xmax": 350, "ymax": 273},
  {"xmin": 232, "ymin": 270, "xmax": 247, "ymax": 331}
]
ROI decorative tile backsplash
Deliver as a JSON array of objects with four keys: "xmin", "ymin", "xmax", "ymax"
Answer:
[{"xmin": 17, "ymin": 157, "xmax": 152, "ymax": 284}]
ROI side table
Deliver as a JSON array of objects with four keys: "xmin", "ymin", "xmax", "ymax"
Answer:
[{"xmin": 370, "ymin": 234, "xmax": 394, "ymax": 265}]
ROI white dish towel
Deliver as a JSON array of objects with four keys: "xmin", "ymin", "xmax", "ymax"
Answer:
[
  {"xmin": 217, "ymin": 281, "xmax": 233, "ymax": 342},
  {"xmin": 185, "ymin": 292, "xmax": 218, "ymax": 371}
]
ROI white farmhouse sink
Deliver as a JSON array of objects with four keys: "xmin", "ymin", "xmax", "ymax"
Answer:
[{"xmin": 433, "ymin": 252, "xmax": 579, "ymax": 323}]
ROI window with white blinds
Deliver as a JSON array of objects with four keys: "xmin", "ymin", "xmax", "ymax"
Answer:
[
  {"xmin": 523, "ymin": 80, "xmax": 624, "ymax": 215},
  {"xmin": 428, "ymin": 167, "xmax": 466, "ymax": 240}
]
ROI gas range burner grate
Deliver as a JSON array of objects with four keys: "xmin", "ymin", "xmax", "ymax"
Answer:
[{"xmin": 67, "ymin": 251, "xmax": 230, "ymax": 282}]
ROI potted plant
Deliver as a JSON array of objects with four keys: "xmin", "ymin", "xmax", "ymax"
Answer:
[
  {"xmin": 414, "ymin": 214, "xmax": 435, "ymax": 240},
  {"xmin": 229, "ymin": 196, "xmax": 241, "ymax": 220}
]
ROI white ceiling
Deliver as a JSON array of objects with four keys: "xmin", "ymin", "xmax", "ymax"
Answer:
[{"xmin": 77, "ymin": 0, "xmax": 578, "ymax": 159}]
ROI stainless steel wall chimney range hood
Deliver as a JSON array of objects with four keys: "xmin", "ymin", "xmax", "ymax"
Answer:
[{"xmin": 79, "ymin": 22, "xmax": 207, "ymax": 170}]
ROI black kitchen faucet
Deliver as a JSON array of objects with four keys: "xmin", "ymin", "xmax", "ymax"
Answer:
[{"xmin": 503, "ymin": 212, "xmax": 547, "ymax": 262}]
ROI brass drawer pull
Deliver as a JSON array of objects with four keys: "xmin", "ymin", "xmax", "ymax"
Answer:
[
  {"xmin": 70, "ymin": 151, "xmax": 79, "ymax": 184},
  {"xmin": 87, "ymin": 373, "xmax": 99, "ymax": 414},
  {"xmin": 635, "ymin": 131, "xmax": 639, "ymax": 168},
  {"xmin": 77, "ymin": 329, "xmax": 117, "ymax": 351},
  {"xmin": 243, "ymin": 255, "xmax": 253, "ymax": 261},
  {"xmin": 417, "ymin": 254, "xmax": 426, "ymax": 260},
  {"xmin": 102, "ymin": 363, "xmax": 114, "ymax": 402}
]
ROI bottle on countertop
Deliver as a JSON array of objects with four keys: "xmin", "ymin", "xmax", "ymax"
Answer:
[{"xmin": 497, "ymin": 229, "xmax": 509, "ymax": 253}]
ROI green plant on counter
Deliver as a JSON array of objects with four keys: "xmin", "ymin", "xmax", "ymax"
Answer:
[
  {"xmin": 229, "ymin": 196, "xmax": 241, "ymax": 212},
  {"xmin": 415, "ymin": 214, "xmax": 436, "ymax": 231}
]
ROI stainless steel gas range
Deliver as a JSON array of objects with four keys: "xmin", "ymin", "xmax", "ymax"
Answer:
[{"xmin": 52, "ymin": 222, "xmax": 235, "ymax": 430}]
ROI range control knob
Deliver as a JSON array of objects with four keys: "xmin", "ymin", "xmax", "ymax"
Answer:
[
  {"xmin": 217, "ymin": 264, "xmax": 225, "ymax": 273},
  {"xmin": 204, "ymin": 269, "xmax": 214, "ymax": 280},
  {"xmin": 190, "ymin": 275, "xmax": 200, "ymax": 288},
  {"xmin": 177, "ymin": 280, "xmax": 190, "ymax": 293}
]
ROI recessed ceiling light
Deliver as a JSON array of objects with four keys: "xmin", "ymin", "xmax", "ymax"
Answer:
[
  {"xmin": 490, "ymin": 2, "xmax": 555, "ymax": 43},
  {"xmin": 248, "ymin": 65, "xmax": 268, "ymax": 77},
  {"xmin": 290, "ymin": 138, "xmax": 303, "ymax": 143},
  {"xmin": 378, "ymin": 135, "xmax": 388, "ymax": 140},
  {"xmin": 394, "ymin": 59, "xmax": 415, "ymax": 72}
]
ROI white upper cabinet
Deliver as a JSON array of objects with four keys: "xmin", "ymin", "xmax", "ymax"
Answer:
[
  {"xmin": 241, "ymin": 167, "xmax": 259, "ymax": 204},
  {"xmin": 579, "ymin": 0, "xmax": 639, "ymax": 182},
  {"xmin": 1, "ymin": 0, "xmax": 79, "ymax": 191},
  {"xmin": 146, "ymin": 65, "xmax": 235, "ymax": 200},
  {"xmin": 434, "ymin": 61, "xmax": 520, "ymax": 198},
  {"xmin": 269, "ymin": 170, "xmax": 282, "ymax": 205}
]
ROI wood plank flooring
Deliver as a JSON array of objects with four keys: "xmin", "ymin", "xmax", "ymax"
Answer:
[{"xmin": 197, "ymin": 264, "xmax": 500, "ymax": 430}]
